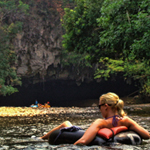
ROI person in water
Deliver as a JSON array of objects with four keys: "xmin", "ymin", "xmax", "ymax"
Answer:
[{"xmin": 40, "ymin": 92, "xmax": 150, "ymax": 145}]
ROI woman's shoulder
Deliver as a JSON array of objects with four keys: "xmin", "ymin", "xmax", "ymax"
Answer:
[
  {"xmin": 119, "ymin": 116, "xmax": 133, "ymax": 126},
  {"xmin": 94, "ymin": 118, "xmax": 107, "ymax": 123},
  {"xmin": 122, "ymin": 115, "xmax": 129, "ymax": 120},
  {"xmin": 93, "ymin": 118, "xmax": 109, "ymax": 128}
]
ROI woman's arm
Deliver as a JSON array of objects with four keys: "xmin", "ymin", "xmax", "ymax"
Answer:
[
  {"xmin": 41, "ymin": 121, "xmax": 72, "ymax": 139},
  {"xmin": 74, "ymin": 119, "xmax": 106, "ymax": 145},
  {"xmin": 124, "ymin": 117, "xmax": 150, "ymax": 139}
]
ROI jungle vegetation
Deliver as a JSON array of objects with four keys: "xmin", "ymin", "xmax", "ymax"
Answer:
[
  {"xmin": 0, "ymin": 0, "xmax": 29, "ymax": 95},
  {"xmin": 62, "ymin": 0, "xmax": 150, "ymax": 95}
]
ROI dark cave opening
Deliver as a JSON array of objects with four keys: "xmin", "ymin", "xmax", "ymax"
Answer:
[{"xmin": 0, "ymin": 78, "xmax": 138, "ymax": 107}]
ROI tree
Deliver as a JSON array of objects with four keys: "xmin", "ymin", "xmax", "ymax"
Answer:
[
  {"xmin": 0, "ymin": 0, "xmax": 29, "ymax": 96},
  {"xmin": 62, "ymin": 0, "xmax": 150, "ymax": 95},
  {"xmin": 62, "ymin": 0, "xmax": 104, "ymax": 63},
  {"xmin": 95, "ymin": 0, "xmax": 150, "ymax": 95}
]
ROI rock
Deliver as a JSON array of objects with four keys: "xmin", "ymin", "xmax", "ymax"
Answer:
[
  {"xmin": 92, "ymin": 103, "xmax": 97, "ymax": 107},
  {"xmin": 10, "ymin": 0, "xmax": 94, "ymax": 85},
  {"xmin": 134, "ymin": 107, "xmax": 142, "ymax": 111},
  {"xmin": 130, "ymin": 108, "xmax": 134, "ymax": 111}
]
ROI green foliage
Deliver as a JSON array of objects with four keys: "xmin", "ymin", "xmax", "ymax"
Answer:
[
  {"xmin": 61, "ymin": 49, "xmax": 92, "ymax": 70},
  {"xmin": 62, "ymin": 0, "xmax": 104, "ymax": 62},
  {"xmin": 0, "ymin": 29, "xmax": 21, "ymax": 96},
  {"xmin": 95, "ymin": 0, "xmax": 150, "ymax": 95},
  {"xmin": 97, "ymin": 0, "xmax": 150, "ymax": 59},
  {"xmin": 62, "ymin": 0, "xmax": 150, "ymax": 95},
  {"xmin": 0, "ymin": 0, "xmax": 29, "ymax": 13},
  {"xmin": 0, "ymin": 0, "xmax": 28, "ymax": 96},
  {"xmin": 95, "ymin": 58, "xmax": 150, "ymax": 94}
]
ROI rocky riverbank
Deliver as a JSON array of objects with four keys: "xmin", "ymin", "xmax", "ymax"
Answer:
[
  {"xmin": 0, "ymin": 107, "xmax": 99, "ymax": 127},
  {"xmin": 0, "ymin": 107, "xmax": 98, "ymax": 117},
  {"xmin": 0, "ymin": 104, "xmax": 150, "ymax": 150},
  {"xmin": 0, "ymin": 103, "xmax": 150, "ymax": 117},
  {"xmin": 0, "ymin": 103, "xmax": 150, "ymax": 127}
]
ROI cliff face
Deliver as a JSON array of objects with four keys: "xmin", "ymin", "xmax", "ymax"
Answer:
[
  {"xmin": 14, "ymin": 0, "xmax": 90, "ymax": 83},
  {"xmin": 15, "ymin": 0, "xmax": 63, "ymax": 76}
]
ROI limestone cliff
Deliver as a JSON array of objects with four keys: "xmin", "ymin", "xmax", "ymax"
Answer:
[{"xmin": 13, "ymin": 0, "xmax": 93, "ymax": 83}]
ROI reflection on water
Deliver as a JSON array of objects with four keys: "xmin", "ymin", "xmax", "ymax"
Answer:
[{"xmin": 0, "ymin": 107, "xmax": 150, "ymax": 150}]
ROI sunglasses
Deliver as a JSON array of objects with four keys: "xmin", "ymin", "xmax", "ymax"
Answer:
[
  {"xmin": 98, "ymin": 103, "xmax": 112, "ymax": 109},
  {"xmin": 98, "ymin": 104, "xmax": 105, "ymax": 109}
]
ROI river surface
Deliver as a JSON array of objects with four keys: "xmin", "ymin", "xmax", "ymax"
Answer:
[{"xmin": 0, "ymin": 106, "xmax": 150, "ymax": 150}]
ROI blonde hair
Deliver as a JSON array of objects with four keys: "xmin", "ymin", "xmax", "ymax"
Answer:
[{"xmin": 100, "ymin": 92, "xmax": 126, "ymax": 117}]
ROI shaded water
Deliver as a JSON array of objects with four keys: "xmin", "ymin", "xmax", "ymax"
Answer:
[{"xmin": 0, "ymin": 107, "xmax": 150, "ymax": 150}]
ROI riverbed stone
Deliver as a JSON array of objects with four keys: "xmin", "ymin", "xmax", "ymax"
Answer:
[{"xmin": 0, "ymin": 104, "xmax": 150, "ymax": 149}]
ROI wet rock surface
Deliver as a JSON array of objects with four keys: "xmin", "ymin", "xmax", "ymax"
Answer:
[
  {"xmin": 0, "ymin": 107, "xmax": 99, "ymax": 127},
  {"xmin": 0, "ymin": 105, "xmax": 150, "ymax": 150},
  {"xmin": 0, "ymin": 107, "xmax": 99, "ymax": 117},
  {"xmin": 124, "ymin": 103, "xmax": 150, "ymax": 116}
]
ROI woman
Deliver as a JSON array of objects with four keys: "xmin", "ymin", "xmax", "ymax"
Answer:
[{"xmin": 40, "ymin": 92, "xmax": 150, "ymax": 145}]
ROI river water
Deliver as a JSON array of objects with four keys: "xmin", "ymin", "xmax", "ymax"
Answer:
[{"xmin": 0, "ymin": 106, "xmax": 150, "ymax": 150}]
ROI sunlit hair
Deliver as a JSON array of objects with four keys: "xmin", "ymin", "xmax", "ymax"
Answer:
[{"xmin": 99, "ymin": 92, "xmax": 126, "ymax": 117}]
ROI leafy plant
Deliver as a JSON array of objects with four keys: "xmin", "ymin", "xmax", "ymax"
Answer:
[
  {"xmin": 0, "ymin": 0, "xmax": 29, "ymax": 96},
  {"xmin": 95, "ymin": 0, "xmax": 150, "ymax": 95},
  {"xmin": 62, "ymin": 0, "xmax": 150, "ymax": 95},
  {"xmin": 62, "ymin": 0, "xmax": 104, "ymax": 63}
]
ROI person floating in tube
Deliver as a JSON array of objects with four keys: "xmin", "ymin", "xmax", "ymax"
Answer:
[{"xmin": 38, "ymin": 92, "xmax": 150, "ymax": 145}]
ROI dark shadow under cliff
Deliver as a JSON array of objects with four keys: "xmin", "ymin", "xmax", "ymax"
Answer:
[{"xmin": 0, "ymin": 77, "xmax": 138, "ymax": 107}]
